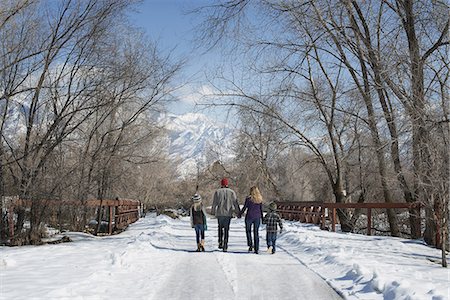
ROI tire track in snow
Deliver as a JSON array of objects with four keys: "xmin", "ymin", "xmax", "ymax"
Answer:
[{"xmin": 214, "ymin": 251, "xmax": 239, "ymax": 295}]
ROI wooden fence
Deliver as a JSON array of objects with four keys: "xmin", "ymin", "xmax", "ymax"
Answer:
[
  {"xmin": 3, "ymin": 197, "xmax": 141, "ymax": 239},
  {"xmin": 276, "ymin": 201, "xmax": 421, "ymax": 236}
]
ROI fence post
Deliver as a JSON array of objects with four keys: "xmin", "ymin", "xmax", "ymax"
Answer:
[
  {"xmin": 417, "ymin": 204, "xmax": 421, "ymax": 236},
  {"xmin": 108, "ymin": 206, "xmax": 113, "ymax": 235},
  {"xmin": 367, "ymin": 208, "xmax": 372, "ymax": 236},
  {"xmin": 115, "ymin": 203, "xmax": 122, "ymax": 229},
  {"xmin": 313, "ymin": 206, "xmax": 319, "ymax": 224},
  {"xmin": 321, "ymin": 207, "xmax": 326, "ymax": 229},
  {"xmin": 331, "ymin": 208, "xmax": 336, "ymax": 232}
]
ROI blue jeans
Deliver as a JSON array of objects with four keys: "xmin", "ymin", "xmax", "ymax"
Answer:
[
  {"xmin": 266, "ymin": 232, "xmax": 277, "ymax": 253},
  {"xmin": 217, "ymin": 216, "xmax": 232, "ymax": 249},
  {"xmin": 245, "ymin": 218, "xmax": 260, "ymax": 251},
  {"xmin": 194, "ymin": 224, "xmax": 205, "ymax": 244}
]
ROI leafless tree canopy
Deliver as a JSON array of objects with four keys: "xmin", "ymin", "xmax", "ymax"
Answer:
[
  {"xmin": 0, "ymin": 0, "xmax": 183, "ymax": 244},
  {"xmin": 197, "ymin": 0, "xmax": 449, "ymax": 255}
]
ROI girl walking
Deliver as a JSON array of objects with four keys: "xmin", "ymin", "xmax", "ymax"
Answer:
[{"xmin": 190, "ymin": 193, "xmax": 207, "ymax": 252}]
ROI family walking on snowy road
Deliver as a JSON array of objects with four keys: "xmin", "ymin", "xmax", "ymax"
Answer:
[{"xmin": 191, "ymin": 177, "xmax": 283, "ymax": 254}]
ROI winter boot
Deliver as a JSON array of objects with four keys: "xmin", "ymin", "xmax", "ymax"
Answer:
[
  {"xmin": 200, "ymin": 240, "xmax": 205, "ymax": 252},
  {"xmin": 197, "ymin": 243, "xmax": 202, "ymax": 252},
  {"xmin": 267, "ymin": 246, "xmax": 273, "ymax": 254}
]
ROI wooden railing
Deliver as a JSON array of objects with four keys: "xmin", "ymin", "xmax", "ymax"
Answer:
[
  {"xmin": 3, "ymin": 197, "xmax": 141, "ymax": 238},
  {"xmin": 276, "ymin": 201, "xmax": 421, "ymax": 236}
]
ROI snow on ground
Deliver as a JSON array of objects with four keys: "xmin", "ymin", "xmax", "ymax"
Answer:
[
  {"xmin": 0, "ymin": 214, "xmax": 449, "ymax": 300},
  {"xmin": 281, "ymin": 222, "xmax": 449, "ymax": 299}
]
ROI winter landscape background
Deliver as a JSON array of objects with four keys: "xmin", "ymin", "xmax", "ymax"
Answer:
[{"xmin": 0, "ymin": 1, "xmax": 449, "ymax": 299}]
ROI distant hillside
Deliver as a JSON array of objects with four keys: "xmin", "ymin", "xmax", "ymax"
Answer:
[{"xmin": 158, "ymin": 113, "xmax": 236, "ymax": 177}]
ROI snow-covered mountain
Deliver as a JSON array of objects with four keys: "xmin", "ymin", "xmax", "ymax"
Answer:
[{"xmin": 158, "ymin": 113, "xmax": 236, "ymax": 177}]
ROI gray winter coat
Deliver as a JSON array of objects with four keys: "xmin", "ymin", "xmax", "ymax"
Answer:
[{"xmin": 211, "ymin": 187, "xmax": 240, "ymax": 217}]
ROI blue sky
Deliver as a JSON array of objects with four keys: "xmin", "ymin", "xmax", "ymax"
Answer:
[{"xmin": 127, "ymin": 0, "xmax": 219, "ymax": 116}]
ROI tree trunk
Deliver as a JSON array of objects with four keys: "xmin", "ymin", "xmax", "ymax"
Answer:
[
  {"xmin": 442, "ymin": 196, "xmax": 448, "ymax": 267},
  {"xmin": 400, "ymin": 0, "xmax": 441, "ymax": 246},
  {"xmin": 345, "ymin": 0, "xmax": 419, "ymax": 238},
  {"xmin": 333, "ymin": 182, "xmax": 353, "ymax": 232},
  {"xmin": 95, "ymin": 200, "xmax": 104, "ymax": 235},
  {"xmin": 0, "ymin": 146, "xmax": 5, "ymax": 241},
  {"xmin": 361, "ymin": 76, "xmax": 400, "ymax": 237},
  {"xmin": 320, "ymin": 2, "xmax": 401, "ymax": 237}
]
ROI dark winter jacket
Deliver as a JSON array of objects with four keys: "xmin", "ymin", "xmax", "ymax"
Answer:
[
  {"xmin": 211, "ymin": 187, "xmax": 240, "ymax": 217},
  {"xmin": 190, "ymin": 205, "xmax": 208, "ymax": 230},
  {"xmin": 263, "ymin": 211, "xmax": 283, "ymax": 233},
  {"xmin": 240, "ymin": 196, "xmax": 263, "ymax": 220}
]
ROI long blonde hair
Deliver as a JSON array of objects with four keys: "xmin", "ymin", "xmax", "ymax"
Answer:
[
  {"xmin": 193, "ymin": 202, "xmax": 202, "ymax": 211},
  {"xmin": 249, "ymin": 186, "xmax": 263, "ymax": 204}
]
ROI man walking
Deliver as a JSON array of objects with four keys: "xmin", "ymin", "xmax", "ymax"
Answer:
[{"xmin": 211, "ymin": 178, "xmax": 240, "ymax": 252}]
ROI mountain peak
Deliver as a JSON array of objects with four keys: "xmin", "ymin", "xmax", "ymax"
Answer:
[{"xmin": 159, "ymin": 112, "xmax": 236, "ymax": 177}]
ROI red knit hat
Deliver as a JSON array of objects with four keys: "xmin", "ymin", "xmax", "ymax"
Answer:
[{"xmin": 221, "ymin": 178, "xmax": 229, "ymax": 187}]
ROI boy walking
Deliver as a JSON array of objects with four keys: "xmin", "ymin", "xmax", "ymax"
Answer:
[{"xmin": 263, "ymin": 202, "xmax": 283, "ymax": 254}]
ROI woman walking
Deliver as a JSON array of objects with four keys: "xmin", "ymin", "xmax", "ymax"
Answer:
[{"xmin": 240, "ymin": 186, "xmax": 263, "ymax": 254}]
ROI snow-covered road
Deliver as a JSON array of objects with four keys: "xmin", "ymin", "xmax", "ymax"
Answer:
[
  {"xmin": 146, "ymin": 219, "xmax": 342, "ymax": 299},
  {"xmin": 1, "ymin": 215, "xmax": 342, "ymax": 299},
  {"xmin": 2, "ymin": 214, "xmax": 449, "ymax": 299}
]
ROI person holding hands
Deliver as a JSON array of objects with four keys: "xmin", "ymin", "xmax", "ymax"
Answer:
[
  {"xmin": 240, "ymin": 186, "xmax": 263, "ymax": 254},
  {"xmin": 211, "ymin": 178, "xmax": 240, "ymax": 252}
]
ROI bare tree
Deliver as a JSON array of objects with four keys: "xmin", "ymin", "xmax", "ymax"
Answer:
[
  {"xmin": 380, "ymin": 0, "xmax": 449, "ymax": 249},
  {"xmin": 0, "ymin": 0, "xmax": 185, "ymax": 243},
  {"xmin": 236, "ymin": 106, "xmax": 287, "ymax": 198},
  {"xmin": 204, "ymin": 66, "xmax": 362, "ymax": 231},
  {"xmin": 12, "ymin": 0, "xmax": 141, "ymax": 243},
  {"xmin": 197, "ymin": 0, "xmax": 449, "ymax": 243}
]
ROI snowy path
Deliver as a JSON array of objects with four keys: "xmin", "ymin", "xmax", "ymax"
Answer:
[
  {"xmin": 148, "ymin": 220, "xmax": 342, "ymax": 300},
  {"xmin": 1, "ymin": 215, "xmax": 342, "ymax": 300}
]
